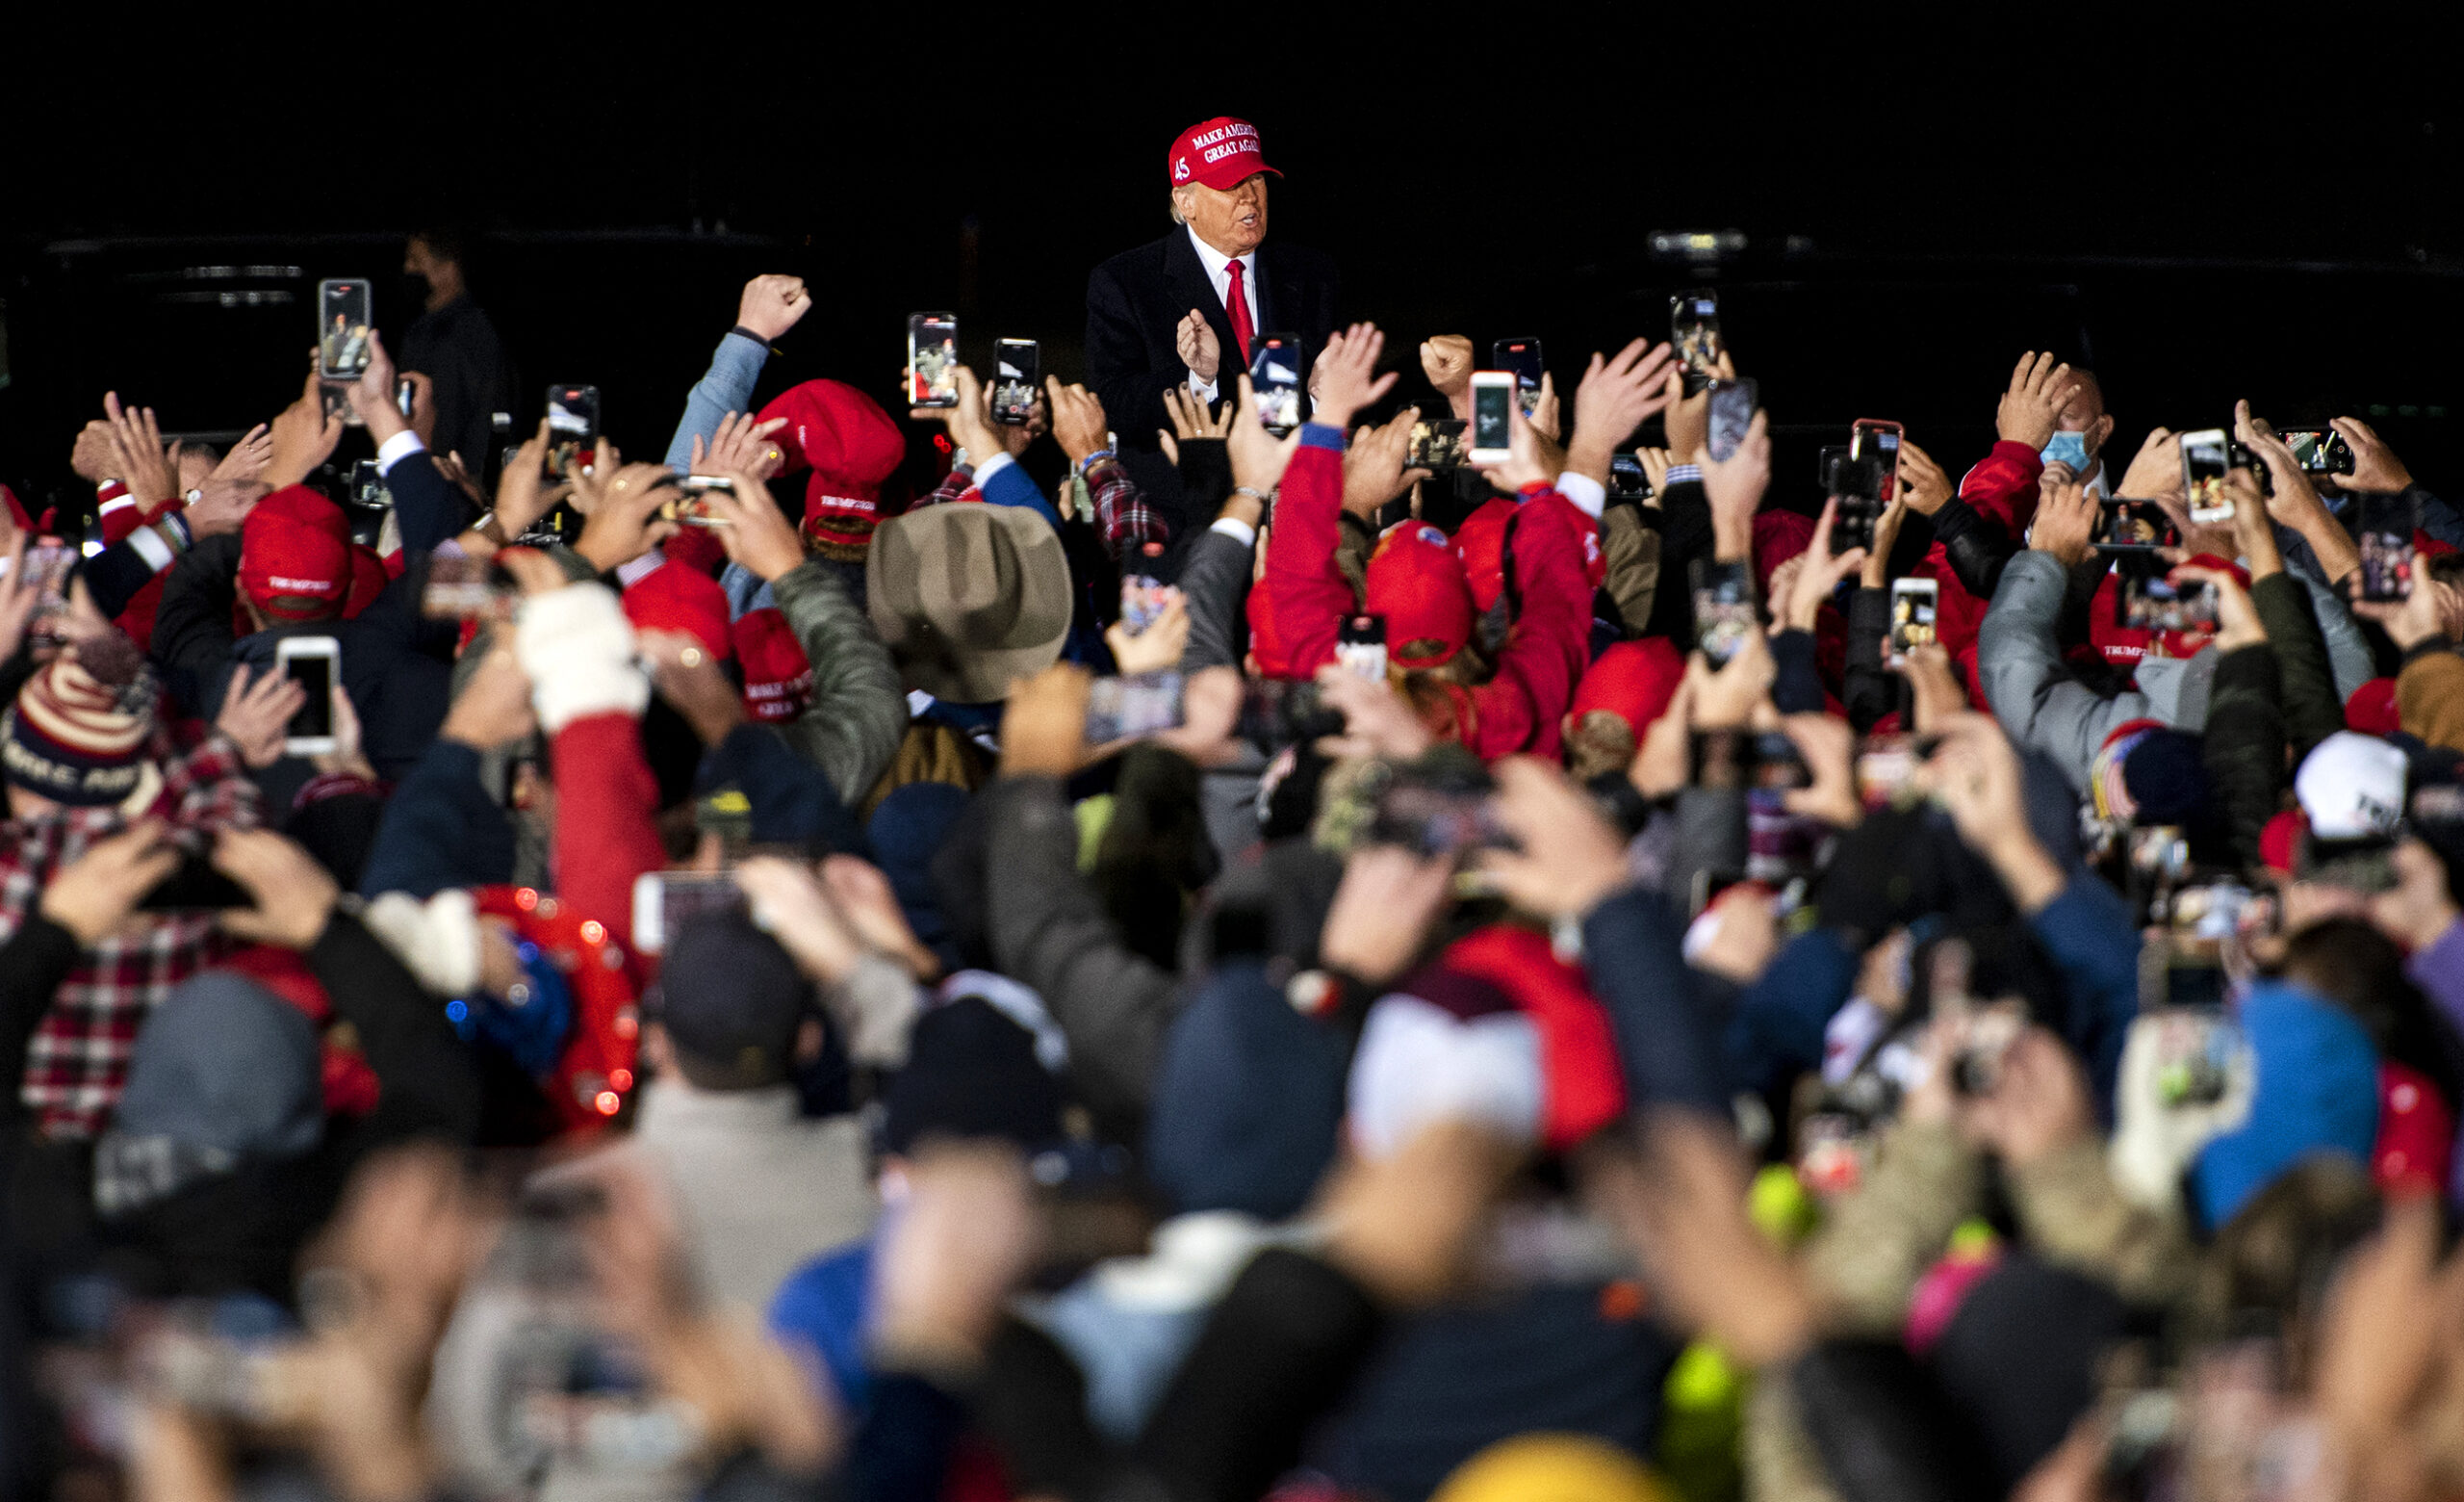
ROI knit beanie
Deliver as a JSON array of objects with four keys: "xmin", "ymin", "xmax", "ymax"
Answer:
[{"xmin": 2, "ymin": 632, "xmax": 156, "ymax": 808}]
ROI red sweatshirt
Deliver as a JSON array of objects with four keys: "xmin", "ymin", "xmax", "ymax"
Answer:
[
  {"xmin": 547, "ymin": 712, "xmax": 667, "ymax": 954},
  {"xmin": 1248, "ymin": 429, "xmax": 1592, "ymax": 761},
  {"xmin": 1921, "ymin": 440, "xmax": 2045, "ymax": 701}
]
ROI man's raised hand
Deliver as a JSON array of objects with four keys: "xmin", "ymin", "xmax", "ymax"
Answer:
[
  {"xmin": 1995, "ymin": 351, "xmax": 2080, "ymax": 451},
  {"xmin": 736, "ymin": 275, "xmax": 811, "ymax": 344},
  {"xmin": 1311, "ymin": 322, "xmax": 1397, "ymax": 433},
  {"xmin": 1568, "ymin": 339, "xmax": 1678, "ymax": 486}
]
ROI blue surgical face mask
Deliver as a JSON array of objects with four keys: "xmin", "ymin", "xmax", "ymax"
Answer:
[{"xmin": 2041, "ymin": 431, "xmax": 2091, "ymax": 473}]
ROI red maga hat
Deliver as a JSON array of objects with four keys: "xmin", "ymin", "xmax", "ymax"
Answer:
[{"xmin": 1168, "ymin": 117, "xmax": 1279, "ymax": 192}]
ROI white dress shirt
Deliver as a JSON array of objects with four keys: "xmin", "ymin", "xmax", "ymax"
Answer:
[{"xmin": 1185, "ymin": 225, "xmax": 1257, "ymax": 404}]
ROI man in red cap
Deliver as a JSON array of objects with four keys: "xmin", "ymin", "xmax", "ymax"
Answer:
[{"xmin": 1085, "ymin": 116, "xmax": 1340, "ymax": 555}]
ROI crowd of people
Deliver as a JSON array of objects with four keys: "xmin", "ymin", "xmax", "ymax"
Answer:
[{"xmin": 2, "ymin": 119, "xmax": 2464, "ymax": 1502}]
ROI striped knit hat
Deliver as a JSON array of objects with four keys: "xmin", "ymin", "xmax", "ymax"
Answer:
[{"xmin": 2, "ymin": 632, "xmax": 157, "ymax": 808}]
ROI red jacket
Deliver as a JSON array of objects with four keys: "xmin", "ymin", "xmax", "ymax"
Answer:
[
  {"xmin": 1923, "ymin": 440, "xmax": 2045, "ymax": 701},
  {"xmin": 1247, "ymin": 431, "xmax": 1592, "ymax": 761}
]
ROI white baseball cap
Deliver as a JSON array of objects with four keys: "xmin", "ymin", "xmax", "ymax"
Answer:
[{"xmin": 2295, "ymin": 731, "xmax": 2408, "ymax": 841}]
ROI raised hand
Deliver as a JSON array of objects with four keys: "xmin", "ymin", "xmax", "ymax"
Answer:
[
  {"xmin": 213, "ymin": 826, "xmax": 342, "ymax": 949},
  {"xmin": 210, "ymin": 423, "xmax": 273, "ymax": 485},
  {"xmin": 2114, "ymin": 426, "xmax": 2183, "ymax": 501},
  {"xmin": 1153, "ymin": 381, "xmax": 1228, "ymax": 466},
  {"xmin": 736, "ymin": 274, "xmax": 812, "ymax": 344},
  {"xmin": 38, "ymin": 819, "xmax": 180, "ymax": 945},
  {"xmin": 490, "ymin": 421, "xmax": 573, "ymax": 539},
  {"xmin": 1996, "ymin": 351, "xmax": 2080, "ymax": 452},
  {"xmin": 267, "ymin": 370, "xmax": 346, "ymax": 488},
  {"xmin": 216, "ymin": 662, "xmax": 311, "ymax": 768},
  {"xmin": 1343, "ymin": 407, "xmax": 1429, "ymax": 518},
  {"xmin": 571, "ymin": 456, "xmax": 683, "ymax": 573},
  {"xmin": 2170, "ymin": 560, "xmax": 2267, "ymax": 653},
  {"xmin": 1896, "ymin": 437, "xmax": 1953, "ymax": 518},
  {"xmin": 1176, "ymin": 309, "xmax": 1221, "ymax": 385},
  {"xmin": 688, "ymin": 472, "xmax": 808, "ymax": 583},
  {"xmin": 103, "ymin": 393, "xmax": 180, "ymax": 505},
  {"xmin": 692, "ymin": 410, "xmax": 791, "ymax": 481},
  {"xmin": 2328, "ymin": 414, "xmax": 2412, "ymax": 493},
  {"xmin": 1701, "ymin": 408, "xmax": 1770, "ymax": 560},
  {"xmin": 2028, "ymin": 464, "xmax": 2098, "ymax": 567},
  {"xmin": 1419, "ymin": 334, "xmax": 1476, "ymax": 418},
  {"xmin": 1472, "ymin": 391, "xmax": 1566, "ymax": 495},
  {"xmin": 1311, "ymin": 322, "xmax": 1398, "ymax": 433},
  {"xmin": 1780, "ymin": 498, "xmax": 1867, "ymax": 630},
  {"xmin": 1568, "ymin": 339, "xmax": 1678, "ymax": 485},
  {"xmin": 1473, "ymin": 756, "xmax": 1633, "ymax": 920},
  {"xmin": 346, "ymin": 330, "xmax": 410, "ymax": 446},
  {"xmin": 1049, "ymin": 378, "xmax": 1118, "ymax": 467}
]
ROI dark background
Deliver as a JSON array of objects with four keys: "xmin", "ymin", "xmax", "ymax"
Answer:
[{"xmin": 7, "ymin": 11, "xmax": 2464, "ymax": 522}]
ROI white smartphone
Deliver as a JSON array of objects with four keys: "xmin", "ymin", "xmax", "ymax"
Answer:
[
  {"xmin": 273, "ymin": 635, "xmax": 340, "ymax": 757},
  {"xmin": 629, "ymin": 869, "xmax": 746, "ymax": 954},
  {"xmin": 1887, "ymin": 578, "xmax": 1938, "ymax": 665},
  {"xmin": 2179, "ymin": 427, "xmax": 2234, "ymax": 525},
  {"xmin": 1469, "ymin": 372, "xmax": 1516, "ymax": 465}
]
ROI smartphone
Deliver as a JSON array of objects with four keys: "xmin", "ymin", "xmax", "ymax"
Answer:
[
  {"xmin": 1887, "ymin": 578, "xmax": 1938, "ymax": 665},
  {"xmin": 1831, "ymin": 455, "xmax": 1883, "ymax": 555},
  {"xmin": 1249, "ymin": 333, "xmax": 1303, "ymax": 435},
  {"xmin": 1848, "ymin": 420, "xmax": 1904, "ymax": 505},
  {"xmin": 1950, "ymin": 1002, "xmax": 2026, "ymax": 1097},
  {"xmin": 1494, "ymin": 337, "xmax": 1544, "ymax": 416},
  {"xmin": 991, "ymin": 338, "xmax": 1040, "ymax": 427},
  {"xmin": 1336, "ymin": 614, "xmax": 1388, "ymax": 679},
  {"xmin": 2117, "ymin": 573, "xmax": 2219, "ymax": 634},
  {"xmin": 1237, "ymin": 678, "xmax": 1345, "ymax": 755},
  {"xmin": 1409, "ymin": 418, "xmax": 1467, "ymax": 472},
  {"xmin": 907, "ymin": 313, "xmax": 959, "ymax": 408},
  {"xmin": 629, "ymin": 869, "xmax": 747, "ymax": 955},
  {"xmin": 1370, "ymin": 771, "xmax": 1510, "ymax": 858},
  {"xmin": 1671, "ymin": 288, "xmax": 1723, "ymax": 393},
  {"xmin": 2098, "ymin": 499, "xmax": 2176, "ymax": 553},
  {"xmin": 1816, "ymin": 444, "xmax": 1848, "ymax": 491},
  {"xmin": 1469, "ymin": 372, "xmax": 1516, "ymax": 464},
  {"xmin": 274, "ymin": 635, "xmax": 340, "ymax": 757},
  {"xmin": 2279, "ymin": 427, "xmax": 2355, "ymax": 478},
  {"xmin": 1706, "ymin": 377, "xmax": 1758, "ymax": 462},
  {"xmin": 1119, "ymin": 574, "xmax": 1169, "ymax": 634},
  {"xmin": 422, "ymin": 548, "xmax": 517, "ymax": 621},
  {"xmin": 1855, "ymin": 732, "xmax": 1941, "ymax": 811},
  {"xmin": 544, "ymin": 384, "xmax": 600, "ymax": 481},
  {"xmin": 395, "ymin": 376, "xmax": 416, "ymax": 420},
  {"xmin": 317, "ymin": 279, "xmax": 373, "ymax": 381},
  {"xmin": 659, "ymin": 476, "xmax": 734, "ymax": 528},
  {"xmin": 1691, "ymin": 557, "xmax": 1758, "ymax": 668},
  {"xmin": 2178, "ymin": 427, "xmax": 2233, "ymax": 524},
  {"xmin": 138, "ymin": 852, "xmax": 257, "ymax": 913},
  {"xmin": 1609, "ymin": 453, "xmax": 1651, "ymax": 501},
  {"xmin": 9, "ymin": 540, "xmax": 77, "ymax": 645},
  {"xmin": 1085, "ymin": 670, "xmax": 1185, "ymax": 744},
  {"xmin": 2350, "ymin": 490, "xmax": 2420, "ymax": 603}
]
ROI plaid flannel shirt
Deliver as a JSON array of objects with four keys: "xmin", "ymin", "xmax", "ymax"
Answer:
[
  {"xmin": 0, "ymin": 730, "xmax": 263, "ymax": 1138},
  {"xmin": 922, "ymin": 456, "xmax": 1168, "ymax": 562}
]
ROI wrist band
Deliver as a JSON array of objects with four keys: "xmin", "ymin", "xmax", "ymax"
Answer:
[
  {"xmin": 474, "ymin": 512, "xmax": 508, "ymax": 545},
  {"xmin": 728, "ymin": 324, "xmax": 771, "ymax": 349},
  {"xmin": 153, "ymin": 516, "xmax": 191, "ymax": 555},
  {"xmin": 1230, "ymin": 485, "xmax": 1271, "ymax": 504},
  {"xmin": 1078, "ymin": 448, "xmax": 1116, "ymax": 474}
]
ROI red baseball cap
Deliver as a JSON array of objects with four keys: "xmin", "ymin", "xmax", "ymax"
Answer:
[
  {"xmin": 732, "ymin": 606, "xmax": 813, "ymax": 723},
  {"xmin": 621, "ymin": 558, "xmax": 733, "ymax": 664},
  {"xmin": 755, "ymin": 378, "xmax": 907, "ymax": 563},
  {"xmin": 2345, "ymin": 677, "xmax": 2400, "ymax": 738},
  {"xmin": 1168, "ymin": 117, "xmax": 1280, "ymax": 192},
  {"xmin": 1366, "ymin": 524, "xmax": 1476, "ymax": 669},
  {"xmin": 1572, "ymin": 638, "xmax": 1688, "ymax": 739},
  {"xmin": 239, "ymin": 485, "xmax": 352, "ymax": 623}
]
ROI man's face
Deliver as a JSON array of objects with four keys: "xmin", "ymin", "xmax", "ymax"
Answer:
[
  {"xmin": 2056, "ymin": 374, "xmax": 2117, "ymax": 460},
  {"xmin": 402, "ymin": 239, "xmax": 443, "ymax": 282},
  {"xmin": 1180, "ymin": 174, "xmax": 1270, "ymax": 257}
]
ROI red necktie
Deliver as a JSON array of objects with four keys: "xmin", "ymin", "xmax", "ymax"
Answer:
[{"xmin": 1224, "ymin": 258, "xmax": 1254, "ymax": 366}]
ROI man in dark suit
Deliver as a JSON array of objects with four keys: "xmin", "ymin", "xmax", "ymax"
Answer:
[{"xmin": 1086, "ymin": 117, "xmax": 1339, "ymax": 557}]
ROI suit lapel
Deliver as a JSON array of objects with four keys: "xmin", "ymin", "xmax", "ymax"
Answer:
[{"xmin": 1163, "ymin": 229, "xmax": 1240, "ymax": 372}]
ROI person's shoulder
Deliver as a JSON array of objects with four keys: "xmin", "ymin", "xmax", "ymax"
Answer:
[{"xmin": 1091, "ymin": 233, "xmax": 1178, "ymax": 287}]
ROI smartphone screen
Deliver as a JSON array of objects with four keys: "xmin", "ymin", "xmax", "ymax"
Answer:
[
  {"xmin": 907, "ymin": 313, "xmax": 959, "ymax": 408},
  {"xmin": 395, "ymin": 376, "xmax": 415, "ymax": 419},
  {"xmin": 1119, "ymin": 574, "xmax": 1168, "ymax": 634},
  {"xmin": 543, "ymin": 385, "xmax": 599, "ymax": 481},
  {"xmin": 2280, "ymin": 428, "xmax": 2355, "ymax": 477},
  {"xmin": 1249, "ymin": 333, "xmax": 1302, "ymax": 434},
  {"xmin": 282, "ymin": 649, "xmax": 336, "ymax": 741},
  {"xmin": 631, "ymin": 870, "xmax": 749, "ymax": 954},
  {"xmin": 1849, "ymin": 420, "xmax": 1903, "ymax": 505},
  {"xmin": 2351, "ymin": 490, "xmax": 2420, "ymax": 603},
  {"xmin": 1470, "ymin": 375, "xmax": 1514, "ymax": 460},
  {"xmin": 2118, "ymin": 574, "xmax": 2219, "ymax": 634},
  {"xmin": 13, "ymin": 541, "xmax": 76, "ymax": 644},
  {"xmin": 2179, "ymin": 428, "xmax": 2233, "ymax": 523},
  {"xmin": 1888, "ymin": 579, "xmax": 1938, "ymax": 663},
  {"xmin": 1494, "ymin": 337, "xmax": 1544, "ymax": 416},
  {"xmin": 1691, "ymin": 557, "xmax": 1757, "ymax": 667},
  {"xmin": 1409, "ymin": 418, "xmax": 1467, "ymax": 471},
  {"xmin": 991, "ymin": 338, "xmax": 1040, "ymax": 427},
  {"xmin": 1816, "ymin": 445, "xmax": 1847, "ymax": 491},
  {"xmin": 317, "ymin": 280, "xmax": 373, "ymax": 381},
  {"xmin": 1832, "ymin": 456, "xmax": 1882, "ymax": 554},
  {"xmin": 1609, "ymin": 453, "xmax": 1650, "ymax": 499},
  {"xmin": 2099, "ymin": 499, "xmax": 2174, "ymax": 552},
  {"xmin": 1671, "ymin": 289, "xmax": 1722, "ymax": 389},
  {"xmin": 1085, "ymin": 670, "xmax": 1185, "ymax": 744},
  {"xmin": 1336, "ymin": 614, "xmax": 1388, "ymax": 679},
  {"xmin": 1706, "ymin": 378, "xmax": 1758, "ymax": 461}
]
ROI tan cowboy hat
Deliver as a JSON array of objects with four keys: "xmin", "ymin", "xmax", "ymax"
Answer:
[{"xmin": 866, "ymin": 504, "xmax": 1072, "ymax": 703}]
